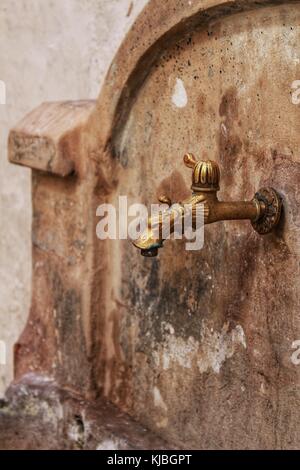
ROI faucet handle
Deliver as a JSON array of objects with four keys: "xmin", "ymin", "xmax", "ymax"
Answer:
[
  {"xmin": 184, "ymin": 153, "xmax": 220, "ymax": 193},
  {"xmin": 158, "ymin": 195, "xmax": 172, "ymax": 206},
  {"xmin": 183, "ymin": 153, "xmax": 198, "ymax": 168}
]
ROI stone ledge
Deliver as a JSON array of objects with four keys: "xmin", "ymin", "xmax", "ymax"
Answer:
[
  {"xmin": 8, "ymin": 101, "xmax": 95, "ymax": 177},
  {"xmin": 0, "ymin": 374, "xmax": 173, "ymax": 450}
]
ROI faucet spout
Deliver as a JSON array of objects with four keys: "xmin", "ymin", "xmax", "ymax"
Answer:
[{"xmin": 133, "ymin": 197, "xmax": 193, "ymax": 257}]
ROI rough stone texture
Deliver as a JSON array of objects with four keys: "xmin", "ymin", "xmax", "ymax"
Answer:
[
  {"xmin": 0, "ymin": 374, "xmax": 170, "ymax": 450},
  {"xmin": 4, "ymin": 0, "xmax": 300, "ymax": 450},
  {"xmin": 9, "ymin": 101, "xmax": 96, "ymax": 176},
  {"xmin": 0, "ymin": 0, "xmax": 148, "ymax": 396}
]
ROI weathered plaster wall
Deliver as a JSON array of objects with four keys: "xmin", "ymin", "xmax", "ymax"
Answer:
[
  {"xmin": 91, "ymin": 1, "xmax": 300, "ymax": 449},
  {"xmin": 3, "ymin": 0, "xmax": 300, "ymax": 450},
  {"xmin": 0, "ymin": 0, "xmax": 148, "ymax": 396}
]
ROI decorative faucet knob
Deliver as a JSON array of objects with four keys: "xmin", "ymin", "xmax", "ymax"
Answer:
[{"xmin": 183, "ymin": 153, "xmax": 220, "ymax": 192}]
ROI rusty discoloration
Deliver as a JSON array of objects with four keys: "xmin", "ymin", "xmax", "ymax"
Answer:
[
  {"xmin": 219, "ymin": 87, "xmax": 239, "ymax": 120},
  {"xmin": 218, "ymin": 87, "xmax": 244, "ymax": 188}
]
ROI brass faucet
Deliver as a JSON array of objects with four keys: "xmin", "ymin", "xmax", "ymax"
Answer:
[{"xmin": 132, "ymin": 153, "xmax": 282, "ymax": 257}]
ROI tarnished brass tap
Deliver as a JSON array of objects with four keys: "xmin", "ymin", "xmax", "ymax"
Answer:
[{"xmin": 132, "ymin": 153, "xmax": 282, "ymax": 257}]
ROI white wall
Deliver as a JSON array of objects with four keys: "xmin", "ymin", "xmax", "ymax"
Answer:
[{"xmin": 0, "ymin": 0, "xmax": 148, "ymax": 396}]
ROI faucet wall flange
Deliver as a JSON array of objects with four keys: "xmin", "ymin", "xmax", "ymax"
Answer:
[{"xmin": 252, "ymin": 187, "xmax": 282, "ymax": 234}]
